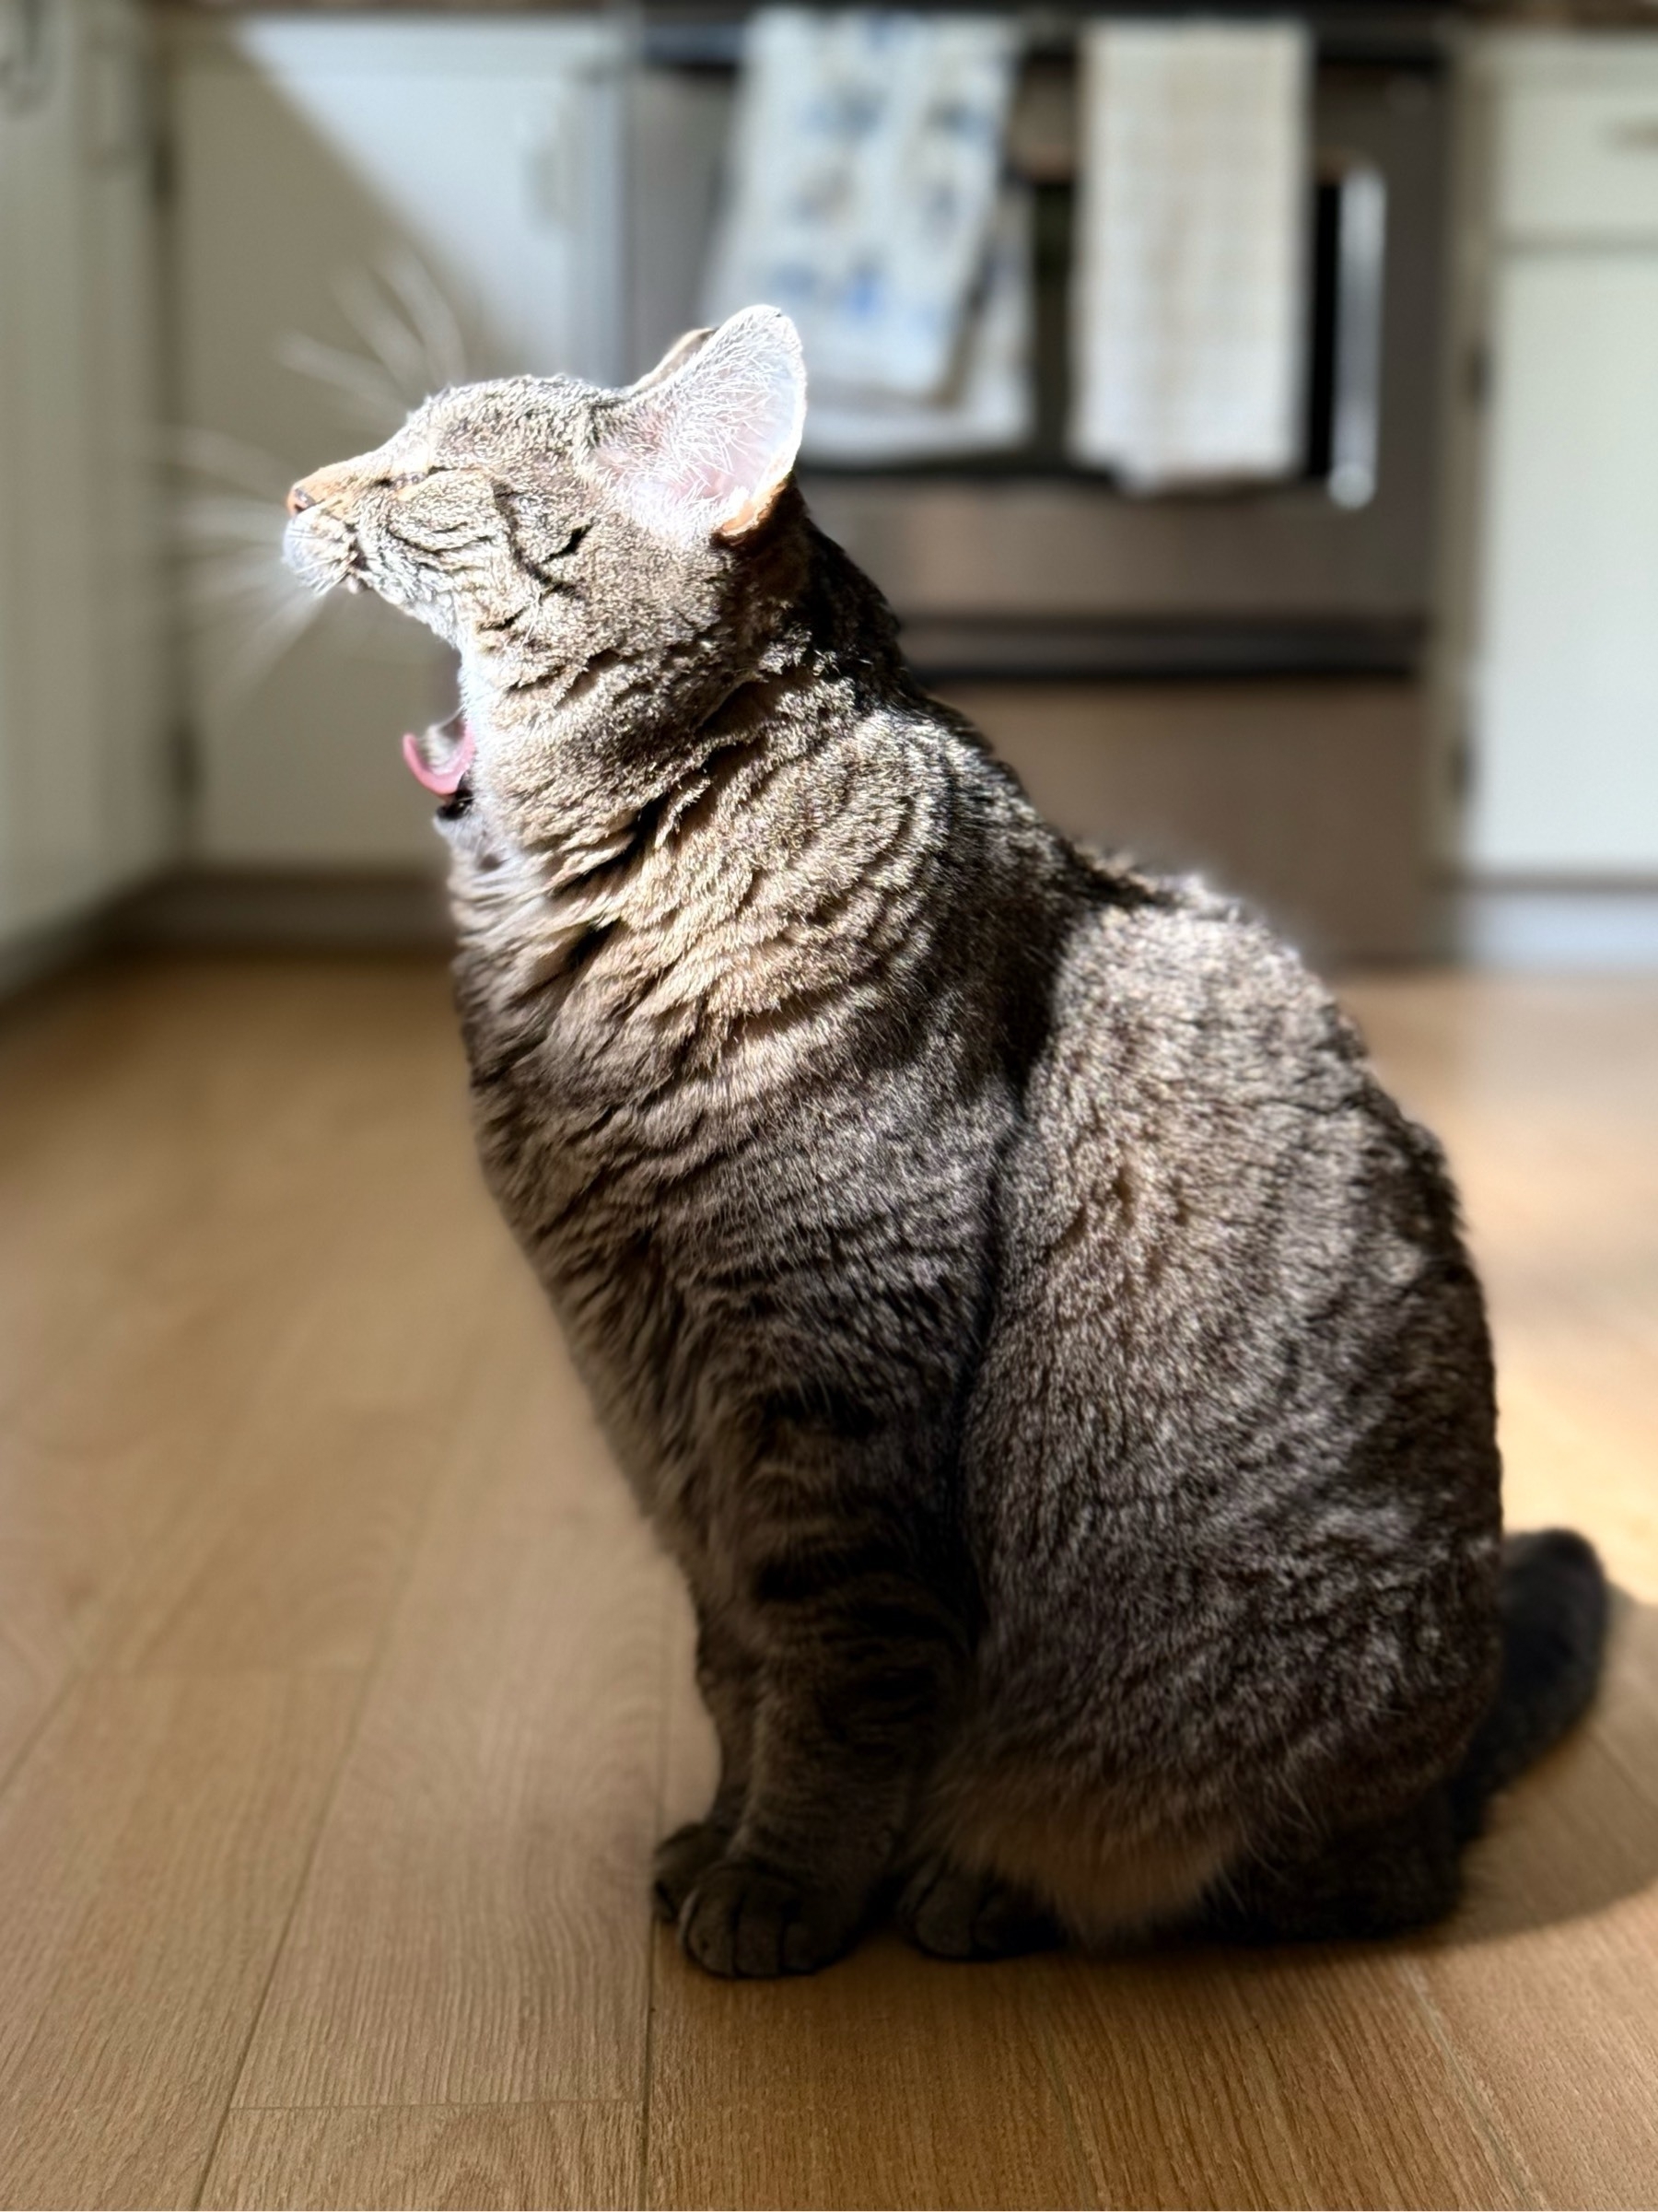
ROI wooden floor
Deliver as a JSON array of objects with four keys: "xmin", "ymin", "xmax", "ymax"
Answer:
[{"xmin": 0, "ymin": 953, "xmax": 1654, "ymax": 2211}]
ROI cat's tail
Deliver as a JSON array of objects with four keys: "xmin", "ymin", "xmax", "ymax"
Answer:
[{"xmin": 1449, "ymin": 1527, "xmax": 1610, "ymax": 1842}]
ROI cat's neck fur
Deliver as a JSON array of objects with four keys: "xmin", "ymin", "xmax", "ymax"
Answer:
[
  {"xmin": 459, "ymin": 497, "xmax": 906, "ymax": 881},
  {"xmin": 442, "ymin": 500, "xmax": 974, "ymax": 1062}
]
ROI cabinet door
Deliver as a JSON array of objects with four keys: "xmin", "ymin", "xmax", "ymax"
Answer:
[
  {"xmin": 170, "ymin": 18, "xmax": 626, "ymax": 870},
  {"xmin": 0, "ymin": 0, "xmax": 171, "ymax": 947},
  {"xmin": 1470, "ymin": 252, "xmax": 1658, "ymax": 873}
]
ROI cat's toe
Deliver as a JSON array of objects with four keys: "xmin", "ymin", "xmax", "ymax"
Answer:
[
  {"xmin": 652, "ymin": 1819, "xmax": 730, "ymax": 1924},
  {"xmin": 677, "ymin": 1856, "xmax": 857, "ymax": 1978},
  {"xmin": 898, "ymin": 1856, "xmax": 1061, "ymax": 1961}
]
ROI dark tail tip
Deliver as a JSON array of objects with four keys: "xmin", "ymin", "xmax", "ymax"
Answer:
[{"xmin": 1451, "ymin": 1527, "xmax": 1610, "ymax": 1841}]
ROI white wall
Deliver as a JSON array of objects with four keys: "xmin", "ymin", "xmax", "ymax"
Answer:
[{"xmin": 0, "ymin": 0, "xmax": 173, "ymax": 950}]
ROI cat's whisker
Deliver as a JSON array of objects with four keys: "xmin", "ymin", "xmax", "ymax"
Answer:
[
  {"xmin": 175, "ymin": 497, "xmax": 288, "ymax": 549},
  {"xmin": 164, "ymin": 426, "xmax": 294, "ymax": 502},
  {"xmin": 211, "ymin": 581, "xmax": 327, "ymax": 700},
  {"xmin": 181, "ymin": 556, "xmax": 299, "ymax": 612},
  {"xmin": 334, "ymin": 264, "xmax": 431, "ymax": 404},
  {"xmin": 166, "ymin": 259, "xmax": 475, "ymax": 701},
  {"xmin": 275, "ymin": 252, "xmax": 474, "ymax": 440},
  {"xmin": 164, "ymin": 432, "xmax": 325, "ymax": 698},
  {"xmin": 274, "ymin": 333, "xmax": 409, "ymax": 436},
  {"xmin": 378, "ymin": 246, "xmax": 470, "ymax": 393}
]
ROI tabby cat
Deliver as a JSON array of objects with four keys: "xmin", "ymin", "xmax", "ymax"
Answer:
[{"xmin": 285, "ymin": 307, "xmax": 1606, "ymax": 1977}]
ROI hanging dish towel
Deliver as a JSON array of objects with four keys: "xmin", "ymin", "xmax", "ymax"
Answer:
[
  {"xmin": 802, "ymin": 184, "xmax": 1033, "ymax": 462},
  {"xmin": 1070, "ymin": 19, "xmax": 1312, "ymax": 490},
  {"xmin": 702, "ymin": 8, "xmax": 1020, "ymax": 404}
]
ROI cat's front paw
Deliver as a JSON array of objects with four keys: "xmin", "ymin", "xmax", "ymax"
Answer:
[
  {"xmin": 676, "ymin": 1855, "xmax": 859, "ymax": 1978},
  {"xmin": 652, "ymin": 1819, "xmax": 731, "ymax": 1924}
]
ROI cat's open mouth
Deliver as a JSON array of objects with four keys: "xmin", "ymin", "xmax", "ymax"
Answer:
[{"xmin": 403, "ymin": 707, "xmax": 474, "ymax": 814}]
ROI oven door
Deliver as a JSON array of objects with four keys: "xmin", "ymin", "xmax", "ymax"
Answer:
[
  {"xmin": 626, "ymin": 11, "xmax": 1450, "ymax": 954},
  {"xmin": 789, "ymin": 29, "xmax": 1450, "ymax": 679}
]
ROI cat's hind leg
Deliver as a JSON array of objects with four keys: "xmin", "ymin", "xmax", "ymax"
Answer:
[
  {"xmin": 911, "ymin": 1756, "xmax": 1241, "ymax": 1954},
  {"xmin": 1197, "ymin": 1788, "xmax": 1464, "ymax": 1944},
  {"xmin": 1204, "ymin": 1528, "xmax": 1611, "ymax": 1946},
  {"xmin": 896, "ymin": 1854, "xmax": 1062, "ymax": 1960}
]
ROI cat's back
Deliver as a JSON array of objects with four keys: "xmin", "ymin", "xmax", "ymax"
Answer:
[
  {"xmin": 962, "ymin": 869, "xmax": 1501, "ymax": 1815},
  {"xmin": 1003, "ymin": 861, "xmax": 1467, "ymax": 1327},
  {"xmin": 983, "ymin": 863, "xmax": 1495, "ymax": 1485}
]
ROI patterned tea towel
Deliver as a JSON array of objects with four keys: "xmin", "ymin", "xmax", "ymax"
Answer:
[
  {"xmin": 801, "ymin": 184, "xmax": 1033, "ymax": 462},
  {"xmin": 702, "ymin": 8, "xmax": 1020, "ymax": 404}
]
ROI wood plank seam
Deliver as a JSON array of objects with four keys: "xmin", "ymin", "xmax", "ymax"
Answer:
[
  {"xmin": 1030, "ymin": 1990, "xmax": 1104, "ymax": 2211},
  {"xmin": 186, "ymin": 1663, "xmax": 385, "ymax": 2210},
  {"xmin": 187, "ymin": 1444, "xmax": 461, "ymax": 2207},
  {"xmin": 640, "ymin": 1584, "xmax": 688, "ymax": 2212},
  {"xmin": 219, "ymin": 2101, "xmax": 635, "ymax": 2114},
  {"xmin": 1398, "ymin": 1958, "xmax": 1544, "ymax": 2208}
]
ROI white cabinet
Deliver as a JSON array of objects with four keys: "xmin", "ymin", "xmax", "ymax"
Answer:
[
  {"xmin": 1475, "ymin": 252, "xmax": 1658, "ymax": 871},
  {"xmin": 167, "ymin": 16, "xmax": 628, "ymax": 871},
  {"xmin": 1494, "ymin": 80, "xmax": 1658, "ymax": 242},
  {"xmin": 1460, "ymin": 35, "xmax": 1658, "ymax": 877},
  {"xmin": 0, "ymin": 0, "xmax": 173, "ymax": 951}
]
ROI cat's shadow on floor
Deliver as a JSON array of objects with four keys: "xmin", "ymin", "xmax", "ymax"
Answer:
[{"xmin": 1427, "ymin": 1586, "xmax": 1658, "ymax": 1947}]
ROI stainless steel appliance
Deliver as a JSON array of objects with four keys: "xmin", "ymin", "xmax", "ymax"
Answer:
[
  {"xmin": 635, "ymin": 6, "xmax": 1453, "ymax": 681},
  {"xmin": 629, "ymin": 8, "xmax": 1457, "ymax": 957}
]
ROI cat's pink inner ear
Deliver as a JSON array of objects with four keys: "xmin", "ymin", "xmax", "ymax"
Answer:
[{"xmin": 598, "ymin": 306, "xmax": 806, "ymax": 544}]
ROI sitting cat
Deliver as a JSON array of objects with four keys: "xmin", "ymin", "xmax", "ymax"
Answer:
[{"xmin": 285, "ymin": 307, "xmax": 1607, "ymax": 1977}]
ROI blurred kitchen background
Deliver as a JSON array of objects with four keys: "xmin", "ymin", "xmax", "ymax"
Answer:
[{"xmin": 2, "ymin": 0, "xmax": 1657, "ymax": 978}]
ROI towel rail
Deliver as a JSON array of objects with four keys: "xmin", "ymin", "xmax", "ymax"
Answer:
[{"xmin": 637, "ymin": 8, "xmax": 1452, "ymax": 76}]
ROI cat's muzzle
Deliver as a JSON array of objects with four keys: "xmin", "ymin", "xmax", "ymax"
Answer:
[{"xmin": 283, "ymin": 507, "xmax": 368, "ymax": 595}]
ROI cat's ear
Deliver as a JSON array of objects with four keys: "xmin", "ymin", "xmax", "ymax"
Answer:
[
  {"xmin": 590, "ymin": 306, "xmax": 805, "ymax": 544},
  {"xmin": 625, "ymin": 325, "xmax": 715, "ymax": 392}
]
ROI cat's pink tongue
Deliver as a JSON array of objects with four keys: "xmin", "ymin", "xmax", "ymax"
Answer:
[{"xmin": 401, "ymin": 720, "xmax": 475, "ymax": 795}]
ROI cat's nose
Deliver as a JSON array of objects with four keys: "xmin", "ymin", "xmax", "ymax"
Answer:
[{"xmin": 286, "ymin": 482, "xmax": 318, "ymax": 517}]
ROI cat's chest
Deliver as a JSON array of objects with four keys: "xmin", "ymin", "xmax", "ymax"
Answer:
[
  {"xmin": 459, "ymin": 945, "xmax": 778, "ymax": 1307},
  {"xmin": 461, "ymin": 1018, "xmax": 715, "ymax": 1478}
]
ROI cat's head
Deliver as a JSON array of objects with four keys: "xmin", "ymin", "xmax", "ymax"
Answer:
[{"xmin": 282, "ymin": 304, "xmax": 807, "ymax": 704}]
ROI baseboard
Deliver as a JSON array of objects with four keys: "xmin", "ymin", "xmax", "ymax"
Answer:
[
  {"xmin": 0, "ymin": 911, "xmax": 111, "ymax": 1004},
  {"xmin": 115, "ymin": 868, "xmax": 452, "ymax": 953},
  {"xmin": 1441, "ymin": 880, "xmax": 1658, "ymax": 971},
  {"xmin": 14, "ymin": 867, "xmax": 1658, "ymax": 989}
]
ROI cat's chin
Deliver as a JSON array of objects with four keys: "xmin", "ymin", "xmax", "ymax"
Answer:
[{"xmin": 281, "ymin": 507, "xmax": 365, "ymax": 595}]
